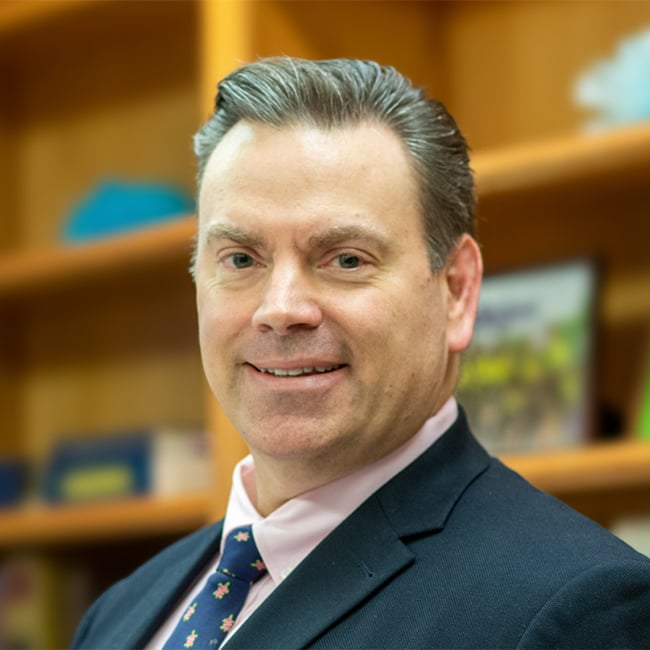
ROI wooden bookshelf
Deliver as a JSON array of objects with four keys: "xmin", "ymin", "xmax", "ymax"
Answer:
[{"xmin": 1, "ymin": 4, "xmax": 650, "ymax": 641}]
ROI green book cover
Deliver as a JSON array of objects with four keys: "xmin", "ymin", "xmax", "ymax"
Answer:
[{"xmin": 638, "ymin": 354, "xmax": 650, "ymax": 440}]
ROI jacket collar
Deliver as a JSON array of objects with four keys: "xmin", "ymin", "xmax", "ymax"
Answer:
[
  {"xmin": 226, "ymin": 409, "xmax": 489, "ymax": 649},
  {"xmin": 377, "ymin": 407, "xmax": 490, "ymax": 537}
]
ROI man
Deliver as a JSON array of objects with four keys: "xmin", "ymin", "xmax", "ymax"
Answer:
[{"xmin": 72, "ymin": 58, "xmax": 650, "ymax": 649}]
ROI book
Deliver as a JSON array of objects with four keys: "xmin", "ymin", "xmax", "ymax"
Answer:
[
  {"xmin": 634, "ymin": 338, "xmax": 650, "ymax": 441},
  {"xmin": 456, "ymin": 260, "xmax": 596, "ymax": 454},
  {"xmin": 0, "ymin": 554, "xmax": 90, "ymax": 650},
  {"xmin": 0, "ymin": 555, "xmax": 61, "ymax": 650},
  {"xmin": 41, "ymin": 428, "xmax": 210, "ymax": 504},
  {"xmin": 0, "ymin": 459, "xmax": 26, "ymax": 509}
]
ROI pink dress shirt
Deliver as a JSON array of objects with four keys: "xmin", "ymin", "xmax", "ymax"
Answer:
[{"xmin": 147, "ymin": 397, "xmax": 458, "ymax": 649}]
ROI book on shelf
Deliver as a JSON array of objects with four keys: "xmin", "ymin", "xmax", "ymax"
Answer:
[
  {"xmin": 0, "ymin": 459, "xmax": 27, "ymax": 509},
  {"xmin": 0, "ymin": 553, "xmax": 89, "ymax": 650},
  {"xmin": 456, "ymin": 260, "xmax": 596, "ymax": 455},
  {"xmin": 633, "ymin": 333, "xmax": 650, "ymax": 441},
  {"xmin": 40, "ymin": 427, "xmax": 211, "ymax": 505}
]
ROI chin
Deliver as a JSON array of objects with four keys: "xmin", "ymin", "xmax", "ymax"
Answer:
[{"xmin": 244, "ymin": 421, "xmax": 350, "ymax": 463}]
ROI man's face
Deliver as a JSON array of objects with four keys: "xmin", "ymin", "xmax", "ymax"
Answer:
[{"xmin": 195, "ymin": 121, "xmax": 465, "ymax": 490}]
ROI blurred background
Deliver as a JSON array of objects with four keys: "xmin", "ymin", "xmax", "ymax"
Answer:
[{"xmin": 1, "ymin": 1, "xmax": 650, "ymax": 647}]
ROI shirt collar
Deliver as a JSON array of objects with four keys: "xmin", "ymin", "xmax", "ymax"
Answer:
[{"xmin": 222, "ymin": 397, "xmax": 458, "ymax": 585}]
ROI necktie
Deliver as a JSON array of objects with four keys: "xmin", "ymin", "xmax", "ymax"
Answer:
[{"xmin": 163, "ymin": 526, "xmax": 267, "ymax": 650}]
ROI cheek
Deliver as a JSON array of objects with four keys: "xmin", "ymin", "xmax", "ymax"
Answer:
[
  {"xmin": 196, "ymin": 289, "xmax": 256, "ymax": 385},
  {"xmin": 196, "ymin": 295, "xmax": 216, "ymax": 349},
  {"xmin": 196, "ymin": 292, "xmax": 233, "ymax": 376},
  {"xmin": 386, "ymin": 285, "xmax": 447, "ymax": 369},
  {"xmin": 349, "ymin": 300, "xmax": 419, "ymax": 374},
  {"xmin": 197, "ymin": 285, "xmax": 240, "ymax": 337}
]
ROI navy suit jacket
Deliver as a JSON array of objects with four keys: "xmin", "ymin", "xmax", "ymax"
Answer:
[{"xmin": 72, "ymin": 410, "xmax": 650, "ymax": 649}]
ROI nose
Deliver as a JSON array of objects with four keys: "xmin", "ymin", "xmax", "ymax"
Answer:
[{"xmin": 251, "ymin": 263, "xmax": 323, "ymax": 335}]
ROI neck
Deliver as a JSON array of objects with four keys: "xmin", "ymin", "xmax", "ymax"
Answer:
[
  {"xmin": 244, "ymin": 356, "xmax": 460, "ymax": 517},
  {"xmin": 249, "ymin": 451, "xmax": 355, "ymax": 516},
  {"xmin": 248, "ymin": 395, "xmax": 458, "ymax": 517}
]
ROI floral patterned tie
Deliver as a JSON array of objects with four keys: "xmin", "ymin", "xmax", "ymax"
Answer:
[{"xmin": 163, "ymin": 526, "xmax": 267, "ymax": 649}]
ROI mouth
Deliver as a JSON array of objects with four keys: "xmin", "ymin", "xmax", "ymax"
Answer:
[{"xmin": 250, "ymin": 364, "xmax": 346, "ymax": 377}]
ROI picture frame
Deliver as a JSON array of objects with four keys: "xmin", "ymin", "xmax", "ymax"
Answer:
[{"xmin": 456, "ymin": 260, "xmax": 597, "ymax": 455}]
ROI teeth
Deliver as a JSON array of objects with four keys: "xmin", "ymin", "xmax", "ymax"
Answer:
[{"xmin": 259, "ymin": 365, "xmax": 341, "ymax": 377}]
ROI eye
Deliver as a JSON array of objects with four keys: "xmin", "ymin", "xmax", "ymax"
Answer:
[
  {"xmin": 228, "ymin": 252, "xmax": 255, "ymax": 269},
  {"xmin": 336, "ymin": 253, "xmax": 362, "ymax": 269}
]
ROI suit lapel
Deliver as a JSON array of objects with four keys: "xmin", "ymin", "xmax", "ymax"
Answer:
[
  {"xmin": 225, "ymin": 496, "xmax": 413, "ymax": 649},
  {"xmin": 376, "ymin": 409, "xmax": 490, "ymax": 538},
  {"xmin": 228, "ymin": 410, "xmax": 489, "ymax": 649}
]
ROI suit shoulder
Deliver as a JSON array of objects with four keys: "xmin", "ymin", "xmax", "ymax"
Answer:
[
  {"xmin": 464, "ymin": 456, "xmax": 648, "ymax": 564},
  {"xmin": 71, "ymin": 521, "xmax": 222, "ymax": 649},
  {"xmin": 517, "ymin": 558, "xmax": 650, "ymax": 648}
]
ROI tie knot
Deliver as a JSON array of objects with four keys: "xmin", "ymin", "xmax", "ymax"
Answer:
[{"xmin": 219, "ymin": 526, "xmax": 267, "ymax": 584}]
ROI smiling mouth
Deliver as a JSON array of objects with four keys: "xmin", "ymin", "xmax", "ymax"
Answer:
[{"xmin": 251, "ymin": 364, "xmax": 346, "ymax": 377}]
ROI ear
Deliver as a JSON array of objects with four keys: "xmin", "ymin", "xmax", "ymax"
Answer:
[{"xmin": 444, "ymin": 234, "xmax": 483, "ymax": 353}]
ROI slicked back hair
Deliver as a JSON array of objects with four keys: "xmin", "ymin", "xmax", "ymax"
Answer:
[{"xmin": 194, "ymin": 57, "xmax": 476, "ymax": 270}]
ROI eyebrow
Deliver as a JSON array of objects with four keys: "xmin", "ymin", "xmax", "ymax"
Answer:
[
  {"xmin": 202, "ymin": 223, "xmax": 266, "ymax": 249},
  {"xmin": 201, "ymin": 222, "xmax": 390, "ymax": 253},
  {"xmin": 308, "ymin": 224, "xmax": 390, "ymax": 253}
]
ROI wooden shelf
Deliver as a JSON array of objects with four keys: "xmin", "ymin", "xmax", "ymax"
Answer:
[
  {"xmin": 0, "ymin": 491, "xmax": 212, "ymax": 548},
  {"xmin": 0, "ymin": 0, "xmax": 90, "ymax": 35},
  {"xmin": 473, "ymin": 121, "xmax": 650, "ymax": 198},
  {"xmin": 503, "ymin": 440, "xmax": 650, "ymax": 496},
  {"xmin": 504, "ymin": 441, "xmax": 650, "ymax": 525},
  {"xmin": 1, "ymin": 441, "xmax": 649, "ymax": 548},
  {"xmin": 0, "ymin": 216, "xmax": 196, "ymax": 299}
]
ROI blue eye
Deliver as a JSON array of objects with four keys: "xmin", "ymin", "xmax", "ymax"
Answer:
[
  {"xmin": 231, "ymin": 253, "xmax": 254, "ymax": 269},
  {"xmin": 337, "ymin": 253, "xmax": 361, "ymax": 269}
]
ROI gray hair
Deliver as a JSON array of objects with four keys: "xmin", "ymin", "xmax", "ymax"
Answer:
[{"xmin": 194, "ymin": 57, "xmax": 475, "ymax": 270}]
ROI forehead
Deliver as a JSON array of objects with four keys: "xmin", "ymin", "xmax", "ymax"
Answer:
[{"xmin": 197, "ymin": 120, "xmax": 423, "ymax": 241}]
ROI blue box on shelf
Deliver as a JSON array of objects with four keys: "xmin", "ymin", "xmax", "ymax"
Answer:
[{"xmin": 41, "ymin": 433, "xmax": 151, "ymax": 504}]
